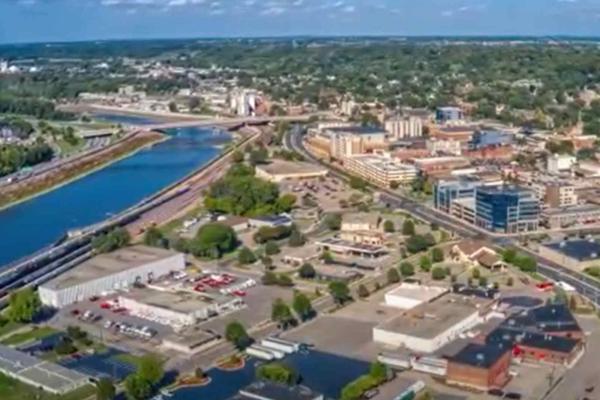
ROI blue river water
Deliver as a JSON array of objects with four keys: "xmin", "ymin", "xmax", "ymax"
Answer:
[
  {"xmin": 0, "ymin": 114, "xmax": 231, "ymax": 266},
  {"xmin": 170, "ymin": 350, "xmax": 369, "ymax": 400}
]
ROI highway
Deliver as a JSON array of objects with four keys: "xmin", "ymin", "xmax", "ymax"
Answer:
[{"xmin": 286, "ymin": 126, "xmax": 600, "ymax": 307}]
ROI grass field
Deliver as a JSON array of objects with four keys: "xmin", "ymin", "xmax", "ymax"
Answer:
[
  {"xmin": 1, "ymin": 326, "xmax": 57, "ymax": 346},
  {"xmin": 0, "ymin": 373, "xmax": 95, "ymax": 400}
]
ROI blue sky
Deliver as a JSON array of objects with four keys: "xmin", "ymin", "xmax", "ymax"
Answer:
[{"xmin": 1, "ymin": 0, "xmax": 600, "ymax": 44}]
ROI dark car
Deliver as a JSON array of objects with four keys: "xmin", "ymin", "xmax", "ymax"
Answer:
[
  {"xmin": 487, "ymin": 389, "xmax": 504, "ymax": 397},
  {"xmin": 505, "ymin": 393, "xmax": 522, "ymax": 400}
]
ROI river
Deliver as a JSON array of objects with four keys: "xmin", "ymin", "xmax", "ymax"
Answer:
[{"xmin": 0, "ymin": 114, "xmax": 231, "ymax": 266}]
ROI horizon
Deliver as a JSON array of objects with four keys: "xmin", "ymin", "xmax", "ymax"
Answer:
[{"xmin": 2, "ymin": 0, "xmax": 600, "ymax": 45}]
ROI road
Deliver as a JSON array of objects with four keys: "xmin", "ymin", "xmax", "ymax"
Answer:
[{"xmin": 286, "ymin": 126, "xmax": 600, "ymax": 307}]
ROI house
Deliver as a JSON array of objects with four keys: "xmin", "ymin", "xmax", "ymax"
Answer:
[{"xmin": 451, "ymin": 240, "xmax": 506, "ymax": 271}]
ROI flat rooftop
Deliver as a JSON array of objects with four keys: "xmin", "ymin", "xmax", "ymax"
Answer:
[
  {"xmin": 348, "ymin": 155, "xmax": 417, "ymax": 172},
  {"xmin": 0, "ymin": 345, "xmax": 88, "ymax": 393},
  {"xmin": 386, "ymin": 283, "xmax": 448, "ymax": 303},
  {"xmin": 486, "ymin": 327, "xmax": 580, "ymax": 354},
  {"xmin": 377, "ymin": 293, "xmax": 493, "ymax": 339},
  {"xmin": 544, "ymin": 239, "xmax": 600, "ymax": 262},
  {"xmin": 449, "ymin": 342, "xmax": 510, "ymax": 369},
  {"xmin": 544, "ymin": 204, "xmax": 600, "ymax": 216},
  {"xmin": 256, "ymin": 160, "xmax": 327, "ymax": 176},
  {"xmin": 327, "ymin": 126, "xmax": 386, "ymax": 135},
  {"xmin": 42, "ymin": 245, "xmax": 180, "ymax": 291},
  {"xmin": 121, "ymin": 288, "xmax": 215, "ymax": 313},
  {"xmin": 317, "ymin": 237, "xmax": 387, "ymax": 254},
  {"xmin": 231, "ymin": 381, "xmax": 323, "ymax": 400}
]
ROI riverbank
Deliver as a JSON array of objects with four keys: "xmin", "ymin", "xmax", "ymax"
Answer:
[
  {"xmin": 61, "ymin": 104, "xmax": 215, "ymax": 123},
  {"xmin": 0, "ymin": 131, "xmax": 166, "ymax": 212}
]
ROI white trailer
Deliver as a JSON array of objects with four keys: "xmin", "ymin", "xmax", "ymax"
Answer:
[
  {"xmin": 246, "ymin": 346, "xmax": 275, "ymax": 361},
  {"xmin": 261, "ymin": 337, "xmax": 300, "ymax": 354},
  {"xmin": 251, "ymin": 344, "xmax": 285, "ymax": 359}
]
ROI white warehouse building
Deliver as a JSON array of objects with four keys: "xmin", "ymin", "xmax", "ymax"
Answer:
[
  {"xmin": 39, "ymin": 245, "xmax": 185, "ymax": 308},
  {"xmin": 373, "ymin": 294, "xmax": 495, "ymax": 354}
]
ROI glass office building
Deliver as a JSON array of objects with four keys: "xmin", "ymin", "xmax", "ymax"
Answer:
[
  {"xmin": 434, "ymin": 179, "xmax": 483, "ymax": 213},
  {"xmin": 475, "ymin": 186, "xmax": 540, "ymax": 233}
]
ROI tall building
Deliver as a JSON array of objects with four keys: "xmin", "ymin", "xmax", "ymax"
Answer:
[
  {"xmin": 475, "ymin": 186, "xmax": 540, "ymax": 233},
  {"xmin": 385, "ymin": 116, "xmax": 423, "ymax": 139},
  {"xmin": 0, "ymin": 60, "xmax": 7, "ymax": 73},
  {"xmin": 344, "ymin": 153, "xmax": 417, "ymax": 187},
  {"xmin": 436, "ymin": 106, "xmax": 464, "ymax": 124},
  {"xmin": 434, "ymin": 179, "xmax": 484, "ymax": 213},
  {"xmin": 230, "ymin": 89, "xmax": 259, "ymax": 116},
  {"xmin": 326, "ymin": 126, "xmax": 386, "ymax": 160},
  {"xmin": 545, "ymin": 183, "xmax": 578, "ymax": 208}
]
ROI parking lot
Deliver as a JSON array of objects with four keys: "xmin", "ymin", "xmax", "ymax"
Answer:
[{"xmin": 51, "ymin": 267, "xmax": 295, "ymax": 352}]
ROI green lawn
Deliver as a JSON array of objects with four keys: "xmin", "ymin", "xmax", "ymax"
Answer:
[
  {"xmin": 1, "ymin": 326, "xmax": 57, "ymax": 346},
  {"xmin": 0, "ymin": 320, "xmax": 23, "ymax": 339},
  {"xmin": 0, "ymin": 372, "xmax": 95, "ymax": 400}
]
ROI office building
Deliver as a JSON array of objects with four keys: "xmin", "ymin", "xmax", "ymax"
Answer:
[
  {"xmin": 542, "ymin": 204, "xmax": 600, "ymax": 229},
  {"xmin": 433, "ymin": 179, "xmax": 483, "ymax": 213},
  {"xmin": 39, "ymin": 246, "xmax": 185, "ymax": 308},
  {"xmin": 469, "ymin": 130, "xmax": 513, "ymax": 150},
  {"xmin": 383, "ymin": 283, "xmax": 448, "ymax": 310},
  {"xmin": 475, "ymin": 186, "xmax": 540, "ymax": 233},
  {"xmin": 436, "ymin": 107, "xmax": 464, "ymax": 124},
  {"xmin": 344, "ymin": 154, "xmax": 418, "ymax": 187},
  {"xmin": 327, "ymin": 126, "xmax": 387, "ymax": 159},
  {"xmin": 545, "ymin": 183, "xmax": 578, "ymax": 208},
  {"xmin": 385, "ymin": 116, "xmax": 423, "ymax": 139},
  {"xmin": 426, "ymin": 139, "xmax": 462, "ymax": 156}
]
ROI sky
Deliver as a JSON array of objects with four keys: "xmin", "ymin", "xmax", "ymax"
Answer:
[{"xmin": 1, "ymin": 0, "xmax": 600, "ymax": 44}]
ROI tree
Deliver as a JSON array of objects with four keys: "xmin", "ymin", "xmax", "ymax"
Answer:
[
  {"xmin": 137, "ymin": 354, "xmax": 164, "ymax": 386},
  {"xmin": 383, "ymin": 220, "xmax": 395, "ymax": 233},
  {"xmin": 358, "ymin": 284, "xmax": 369, "ymax": 298},
  {"xmin": 324, "ymin": 213, "xmax": 342, "ymax": 230},
  {"xmin": 262, "ymin": 271, "xmax": 279, "ymax": 286},
  {"xmin": 292, "ymin": 292, "xmax": 313, "ymax": 321},
  {"xmin": 225, "ymin": 321, "xmax": 251, "ymax": 349},
  {"xmin": 254, "ymin": 225, "xmax": 293, "ymax": 244},
  {"xmin": 168, "ymin": 101, "xmax": 178, "ymax": 113},
  {"xmin": 276, "ymin": 194, "xmax": 297, "ymax": 213},
  {"xmin": 431, "ymin": 267, "xmax": 447, "ymax": 281},
  {"xmin": 190, "ymin": 223, "xmax": 237, "ymax": 259},
  {"xmin": 502, "ymin": 247, "xmax": 517, "ymax": 264},
  {"xmin": 349, "ymin": 176, "xmax": 367, "ymax": 190},
  {"xmin": 256, "ymin": 362, "xmax": 298, "ymax": 385},
  {"xmin": 271, "ymin": 299, "xmax": 295, "ymax": 329},
  {"xmin": 232, "ymin": 150, "xmax": 244, "ymax": 163},
  {"xmin": 419, "ymin": 255, "xmax": 432, "ymax": 272},
  {"xmin": 299, "ymin": 263, "xmax": 316, "ymax": 279},
  {"xmin": 387, "ymin": 268, "xmax": 400, "ymax": 284},
  {"xmin": 321, "ymin": 250, "xmax": 333, "ymax": 264},
  {"xmin": 125, "ymin": 374, "xmax": 152, "ymax": 400},
  {"xmin": 479, "ymin": 276, "xmax": 488, "ymax": 287},
  {"xmin": 143, "ymin": 227, "xmax": 168, "ymax": 248},
  {"xmin": 506, "ymin": 277, "xmax": 514, "ymax": 287},
  {"xmin": 329, "ymin": 281, "xmax": 351, "ymax": 305},
  {"xmin": 238, "ymin": 247, "xmax": 257, "ymax": 264},
  {"xmin": 402, "ymin": 219, "xmax": 415, "ymax": 236},
  {"xmin": 288, "ymin": 227, "xmax": 306, "ymax": 247},
  {"xmin": 7, "ymin": 288, "xmax": 41, "ymax": 323},
  {"xmin": 369, "ymin": 361, "xmax": 388, "ymax": 382},
  {"xmin": 431, "ymin": 248, "xmax": 444, "ymax": 263},
  {"xmin": 265, "ymin": 241, "xmax": 281, "ymax": 255},
  {"xmin": 92, "ymin": 228, "xmax": 131, "ymax": 254},
  {"xmin": 96, "ymin": 378, "xmax": 116, "ymax": 400},
  {"xmin": 472, "ymin": 268, "xmax": 481, "ymax": 279},
  {"xmin": 400, "ymin": 262, "xmax": 415, "ymax": 277}
]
